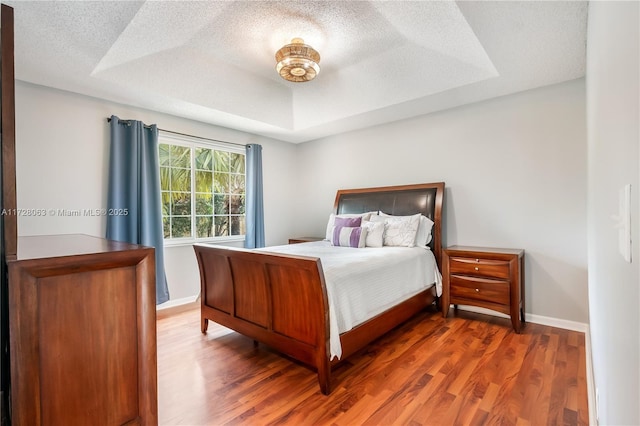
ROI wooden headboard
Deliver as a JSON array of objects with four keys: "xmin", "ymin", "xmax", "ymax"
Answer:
[{"xmin": 333, "ymin": 182, "xmax": 445, "ymax": 267}]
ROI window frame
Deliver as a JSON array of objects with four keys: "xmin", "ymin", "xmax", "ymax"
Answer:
[{"xmin": 159, "ymin": 131, "xmax": 246, "ymax": 247}]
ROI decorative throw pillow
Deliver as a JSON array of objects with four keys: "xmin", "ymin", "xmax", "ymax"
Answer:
[
  {"xmin": 360, "ymin": 220, "xmax": 384, "ymax": 247},
  {"xmin": 331, "ymin": 226, "xmax": 368, "ymax": 248},
  {"xmin": 334, "ymin": 216, "xmax": 362, "ymax": 228},
  {"xmin": 379, "ymin": 212, "xmax": 434, "ymax": 246},
  {"xmin": 324, "ymin": 212, "xmax": 376, "ymax": 240},
  {"xmin": 371, "ymin": 213, "xmax": 421, "ymax": 247}
]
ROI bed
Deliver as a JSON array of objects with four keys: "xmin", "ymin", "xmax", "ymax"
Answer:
[{"xmin": 193, "ymin": 182, "xmax": 444, "ymax": 395}]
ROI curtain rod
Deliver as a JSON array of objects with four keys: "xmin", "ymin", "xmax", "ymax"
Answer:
[{"xmin": 106, "ymin": 117, "xmax": 248, "ymax": 148}]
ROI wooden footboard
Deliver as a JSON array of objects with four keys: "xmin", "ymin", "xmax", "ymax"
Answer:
[{"xmin": 193, "ymin": 244, "xmax": 332, "ymax": 394}]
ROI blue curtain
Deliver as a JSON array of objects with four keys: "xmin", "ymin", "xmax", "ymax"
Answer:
[
  {"xmin": 245, "ymin": 144, "xmax": 265, "ymax": 248},
  {"xmin": 106, "ymin": 115, "xmax": 170, "ymax": 304}
]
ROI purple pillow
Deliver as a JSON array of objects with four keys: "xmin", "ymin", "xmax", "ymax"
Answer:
[
  {"xmin": 334, "ymin": 216, "xmax": 362, "ymax": 228},
  {"xmin": 331, "ymin": 226, "xmax": 367, "ymax": 248}
]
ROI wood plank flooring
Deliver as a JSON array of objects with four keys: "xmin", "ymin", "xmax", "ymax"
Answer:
[{"xmin": 157, "ymin": 306, "xmax": 589, "ymax": 425}]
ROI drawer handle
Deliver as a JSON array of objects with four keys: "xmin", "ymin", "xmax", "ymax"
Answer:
[
  {"xmin": 474, "ymin": 267, "xmax": 479, "ymax": 271},
  {"xmin": 475, "ymin": 259, "xmax": 480, "ymax": 262},
  {"xmin": 475, "ymin": 288, "xmax": 480, "ymax": 292}
]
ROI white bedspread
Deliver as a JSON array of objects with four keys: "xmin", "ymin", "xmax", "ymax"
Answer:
[{"xmin": 258, "ymin": 241, "xmax": 442, "ymax": 360}]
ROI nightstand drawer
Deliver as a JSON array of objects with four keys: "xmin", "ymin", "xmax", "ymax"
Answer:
[
  {"xmin": 450, "ymin": 275, "xmax": 510, "ymax": 305},
  {"xmin": 449, "ymin": 257, "xmax": 511, "ymax": 279}
]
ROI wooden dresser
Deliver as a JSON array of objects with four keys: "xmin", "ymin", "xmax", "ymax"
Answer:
[
  {"xmin": 8, "ymin": 234, "xmax": 158, "ymax": 425},
  {"xmin": 441, "ymin": 245, "xmax": 525, "ymax": 333}
]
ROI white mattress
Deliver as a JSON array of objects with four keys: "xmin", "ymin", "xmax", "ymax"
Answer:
[{"xmin": 258, "ymin": 241, "xmax": 442, "ymax": 360}]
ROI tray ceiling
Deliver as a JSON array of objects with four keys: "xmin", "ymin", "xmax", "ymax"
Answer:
[{"xmin": 6, "ymin": 1, "xmax": 588, "ymax": 143}]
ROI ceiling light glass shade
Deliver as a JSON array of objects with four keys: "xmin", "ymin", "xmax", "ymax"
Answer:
[{"xmin": 275, "ymin": 38, "xmax": 320, "ymax": 82}]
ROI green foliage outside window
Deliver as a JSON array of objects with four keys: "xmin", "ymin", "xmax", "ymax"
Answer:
[{"xmin": 159, "ymin": 141, "xmax": 246, "ymax": 240}]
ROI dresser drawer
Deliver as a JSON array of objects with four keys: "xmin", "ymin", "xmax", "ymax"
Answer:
[
  {"xmin": 449, "ymin": 275, "xmax": 510, "ymax": 305},
  {"xmin": 449, "ymin": 256, "xmax": 511, "ymax": 279}
]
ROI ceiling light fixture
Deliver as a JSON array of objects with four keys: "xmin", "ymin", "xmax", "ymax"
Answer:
[{"xmin": 275, "ymin": 38, "xmax": 320, "ymax": 83}]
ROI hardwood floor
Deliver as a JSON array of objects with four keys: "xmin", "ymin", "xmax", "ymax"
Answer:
[{"xmin": 157, "ymin": 306, "xmax": 589, "ymax": 425}]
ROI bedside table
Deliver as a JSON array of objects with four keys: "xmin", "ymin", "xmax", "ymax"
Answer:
[
  {"xmin": 442, "ymin": 246, "xmax": 525, "ymax": 333},
  {"xmin": 288, "ymin": 237, "xmax": 324, "ymax": 244}
]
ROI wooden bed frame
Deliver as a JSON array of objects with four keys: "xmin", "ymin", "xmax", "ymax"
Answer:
[{"xmin": 193, "ymin": 182, "xmax": 444, "ymax": 394}]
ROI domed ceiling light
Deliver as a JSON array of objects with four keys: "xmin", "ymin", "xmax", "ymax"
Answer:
[{"xmin": 275, "ymin": 38, "xmax": 320, "ymax": 82}]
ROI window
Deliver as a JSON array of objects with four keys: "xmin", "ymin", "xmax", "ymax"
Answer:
[{"xmin": 159, "ymin": 132, "xmax": 246, "ymax": 244}]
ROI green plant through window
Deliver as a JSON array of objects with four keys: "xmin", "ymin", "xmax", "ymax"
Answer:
[{"xmin": 159, "ymin": 138, "xmax": 246, "ymax": 241}]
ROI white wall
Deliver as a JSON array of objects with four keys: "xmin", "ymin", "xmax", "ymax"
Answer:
[
  {"xmin": 14, "ymin": 78, "xmax": 590, "ymax": 325},
  {"xmin": 294, "ymin": 79, "xmax": 588, "ymax": 324},
  {"xmin": 14, "ymin": 81, "xmax": 298, "ymax": 302},
  {"xmin": 586, "ymin": 1, "xmax": 639, "ymax": 424}
]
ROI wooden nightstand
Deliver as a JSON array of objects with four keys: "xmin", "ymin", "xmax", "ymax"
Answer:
[
  {"xmin": 442, "ymin": 245, "xmax": 525, "ymax": 333},
  {"xmin": 288, "ymin": 237, "xmax": 324, "ymax": 244}
]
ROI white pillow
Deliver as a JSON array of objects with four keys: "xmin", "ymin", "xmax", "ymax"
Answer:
[
  {"xmin": 419, "ymin": 215, "xmax": 435, "ymax": 245},
  {"xmin": 324, "ymin": 212, "xmax": 376, "ymax": 240},
  {"xmin": 371, "ymin": 213, "xmax": 421, "ymax": 247},
  {"xmin": 379, "ymin": 212, "xmax": 434, "ymax": 247},
  {"xmin": 360, "ymin": 220, "xmax": 384, "ymax": 247}
]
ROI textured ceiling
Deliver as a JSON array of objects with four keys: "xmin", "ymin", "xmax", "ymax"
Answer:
[{"xmin": 6, "ymin": 1, "xmax": 588, "ymax": 143}]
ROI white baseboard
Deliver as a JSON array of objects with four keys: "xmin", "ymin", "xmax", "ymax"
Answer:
[
  {"xmin": 453, "ymin": 305, "xmax": 588, "ymax": 332},
  {"xmin": 156, "ymin": 295, "xmax": 199, "ymax": 319},
  {"xmin": 156, "ymin": 295, "xmax": 198, "ymax": 311},
  {"xmin": 525, "ymin": 313, "xmax": 589, "ymax": 333}
]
